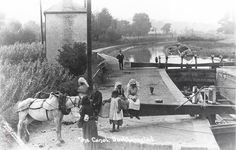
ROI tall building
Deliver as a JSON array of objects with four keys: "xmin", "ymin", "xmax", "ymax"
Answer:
[{"xmin": 44, "ymin": 0, "xmax": 87, "ymax": 63}]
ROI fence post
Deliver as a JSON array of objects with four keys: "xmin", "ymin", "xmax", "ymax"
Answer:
[
  {"xmin": 159, "ymin": 56, "xmax": 161, "ymax": 67},
  {"xmin": 211, "ymin": 55, "xmax": 214, "ymax": 69},
  {"xmin": 165, "ymin": 56, "xmax": 168, "ymax": 70},
  {"xmin": 194, "ymin": 55, "xmax": 197, "ymax": 69}
]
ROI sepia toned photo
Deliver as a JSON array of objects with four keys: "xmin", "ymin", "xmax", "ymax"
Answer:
[{"xmin": 0, "ymin": 0, "xmax": 235, "ymax": 150}]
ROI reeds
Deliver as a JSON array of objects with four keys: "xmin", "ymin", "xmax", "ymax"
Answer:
[{"xmin": 0, "ymin": 43, "xmax": 74, "ymax": 127}]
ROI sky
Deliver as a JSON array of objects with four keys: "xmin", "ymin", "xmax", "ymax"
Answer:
[{"xmin": 0, "ymin": 0, "xmax": 235, "ymax": 25}]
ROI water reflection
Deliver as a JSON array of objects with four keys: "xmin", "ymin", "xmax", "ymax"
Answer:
[
  {"xmin": 126, "ymin": 45, "xmax": 221, "ymax": 64},
  {"xmin": 129, "ymin": 55, "xmax": 134, "ymax": 62},
  {"xmin": 148, "ymin": 46, "xmax": 165, "ymax": 63},
  {"xmin": 124, "ymin": 47, "xmax": 151, "ymax": 62}
]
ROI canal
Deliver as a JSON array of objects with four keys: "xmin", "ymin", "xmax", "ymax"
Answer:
[
  {"xmin": 122, "ymin": 44, "xmax": 236, "ymax": 150},
  {"xmin": 124, "ymin": 44, "xmax": 222, "ymax": 64}
]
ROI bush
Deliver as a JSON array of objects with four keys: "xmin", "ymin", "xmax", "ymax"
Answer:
[{"xmin": 57, "ymin": 42, "xmax": 87, "ymax": 76}]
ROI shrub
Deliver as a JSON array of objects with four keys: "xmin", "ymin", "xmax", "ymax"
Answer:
[
  {"xmin": 0, "ymin": 42, "xmax": 44, "ymax": 64},
  {"xmin": 57, "ymin": 42, "xmax": 87, "ymax": 76}
]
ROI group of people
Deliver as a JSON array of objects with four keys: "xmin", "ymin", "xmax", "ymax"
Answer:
[
  {"xmin": 76, "ymin": 77, "xmax": 141, "ymax": 150},
  {"xmin": 104, "ymin": 79, "xmax": 141, "ymax": 132}
]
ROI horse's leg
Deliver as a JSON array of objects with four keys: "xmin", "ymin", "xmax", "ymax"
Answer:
[
  {"xmin": 59, "ymin": 112, "xmax": 64, "ymax": 143},
  {"xmin": 23, "ymin": 115, "xmax": 34, "ymax": 142},
  {"xmin": 17, "ymin": 111, "xmax": 27, "ymax": 140},
  {"xmin": 53, "ymin": 110, "xmax": 64, "ymax": 146}
]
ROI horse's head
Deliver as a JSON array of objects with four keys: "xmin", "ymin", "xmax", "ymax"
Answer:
[
  {"xmin": 65, "ymin": 96, "xmax": 81, "ymax": 109},
  {"xmin": 50, "ymin": 91, "xmax": 71, "ymax": 115}
]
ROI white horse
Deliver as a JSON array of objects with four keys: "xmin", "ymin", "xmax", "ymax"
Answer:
[{"xmin": 17, "ymin": 92, "xmax": 81, "ymax": 146}]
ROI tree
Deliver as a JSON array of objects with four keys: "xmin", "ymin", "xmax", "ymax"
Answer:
[
  {"xmin": 116, "ymin": 20, "xmax": 132, "ymax": 36},
  {"xmin": 23, "ymin": 21, "xmax": 40, "ymax": 42},
  {"xmin": 57, "ymin": 42, "xmax": 87, "ymax": 76},
  {"xmin": 92, "ymin": 8, "xmax": 113, "ymax": 41},
  {"xmin": 0, "ymin": 20, "xmax": 40, "ymax": 45},
  {"xmin": 132, "ymin": 13, "xmax": 152, "ymax": 36},
  {"xmin": 0, "ymin": 12, "xmax": 5, "ymax": 28},
  {"xmin": 161, "ymin": 23, "xmax": 172, "ymax": 34},
  {"xmin": 217, "ymin": 14, "xmax": 235, "ymax": 34}
]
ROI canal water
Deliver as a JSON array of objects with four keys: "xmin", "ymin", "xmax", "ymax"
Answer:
[{"xmin": 124, "ymin": 45, "xmax": 221, "ymax": 64}]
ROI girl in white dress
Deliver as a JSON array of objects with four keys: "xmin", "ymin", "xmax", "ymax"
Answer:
[{"xmin": 109, "ymin": 90, "xmax": 123, "ymax": 132}]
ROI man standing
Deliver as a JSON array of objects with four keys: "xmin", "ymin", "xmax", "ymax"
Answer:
[{"xmin": 116, "ymin": 50, "xmax": 124, "ymax": 70}]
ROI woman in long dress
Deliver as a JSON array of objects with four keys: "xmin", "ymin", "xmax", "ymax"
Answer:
[
  {"xmin": 127, "ymin": 79, "xmax": 140, "ymax": 119},
  {"xmin": 78, "ymin": 96, "xmax": 98, "ymax": 150},
  {"xmin": 77, "ymin": 77, "xmax": 98, "ymax": 150}
]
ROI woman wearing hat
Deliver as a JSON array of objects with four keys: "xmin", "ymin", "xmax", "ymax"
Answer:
[
  {"xmin": 127, "ymin": 79, "xmax": 140, "ymax": 119},
  {"xmin": 77, "ymin": 77, "xmax": 89, "ymax": 97}
]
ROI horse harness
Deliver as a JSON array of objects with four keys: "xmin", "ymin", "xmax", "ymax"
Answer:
[{"xmin": 28, "ymin": 99, "xmax": 54, "ymax": 121}]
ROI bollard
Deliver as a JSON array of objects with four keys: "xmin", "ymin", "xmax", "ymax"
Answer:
[
  {"xmin": 181, "ymin": 55, "xmax": 183, "ymax": 69},
  {"xmin": 194, "ymin": 55, "xmax": 197, "ymax": 69},
  {"xmin": 158, "ymin": 56, "xmax": 161, "ymax": 67},
  {"xmin": 211, "ymin": 55, "xmax": 214, "ymax": 69},
  {"xmin": 155, "ymin": 57, "xmax": 158, "ymax": 63},
  {"xmin": 165, "ymin": 56, "xmax": 168, "ymax": 70},
  {"xmin": 150, "ymin": 87, "xmax": 154, "ymax": 95}
]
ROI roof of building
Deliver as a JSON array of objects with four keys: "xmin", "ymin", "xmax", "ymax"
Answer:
[{"xmin": 44, "ymin": 0, "xmax": 86, "ymax": 14}]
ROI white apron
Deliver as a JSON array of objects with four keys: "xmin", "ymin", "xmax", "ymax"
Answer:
[
  {"xmin": 128, "ymin": 95, "xmax": 140, "ymax": 110},
  {"xmin": 109, "ymin": 97, "xmax": 123, "ymax": 120}
]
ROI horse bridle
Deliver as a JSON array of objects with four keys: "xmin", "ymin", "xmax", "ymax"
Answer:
[{"xmin": 68, "ymin": 96, "xmax": 79, "ymax": 108}]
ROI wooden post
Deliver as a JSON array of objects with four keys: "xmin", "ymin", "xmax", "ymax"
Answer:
[
  {"xmin": 211, "ymin": 55, "xmax": 214, "ymax": 69},
  {"xmin": 39, "ymin": 0, "xmax": 45, "ymax": 58},
  {"xmin": 165, "ymin": 56, "xmax": 168, "ymax": 70},
  {"xmin": 181, "ymin": 55, "xmax": 183, "ymax": 69},
  {"xmin": 87, "ymin": 0, "xmax": 93, "ymax": 91},
  {"xmin": 194, "ymin": 55, "xmax": 197, "ymax": 69}
]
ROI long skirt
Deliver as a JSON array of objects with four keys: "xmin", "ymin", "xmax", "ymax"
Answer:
[{"xmin": 82, "ymin": 120, "xmax": 98, "ymax": 150}]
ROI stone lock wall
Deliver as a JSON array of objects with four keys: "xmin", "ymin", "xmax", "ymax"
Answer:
[{"xmin": 45, "ymin": 13, "xmax": 87, "ymax": 63}]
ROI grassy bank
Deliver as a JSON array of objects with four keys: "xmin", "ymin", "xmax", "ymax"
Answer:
[
  {"xmin": 182, "ymin": 41, "xmax": 235, "ymax": 59},
  {"xmin": 92, "ymin": 35, "xmax": 176, "ymax": 50}
]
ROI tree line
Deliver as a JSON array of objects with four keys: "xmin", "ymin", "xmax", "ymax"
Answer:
[
  {"xmin": 0, "ymin": 9, "xmax": 234, "ymax": 46},
  {"xmin": 92, "ymin": 8, "xmax": 152, "ymax": 42},
  {"xmin": 0, "ymin": 19, "xmax": 41, "ymax": 46},
  {"xmin": 0, "ymin": 9, "xmax": 153, "ymax": 46}
]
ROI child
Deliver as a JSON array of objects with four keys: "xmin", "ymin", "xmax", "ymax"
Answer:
[{"xmin": 109, "ymin": 90, "xmax": 123, "ymax": 132}]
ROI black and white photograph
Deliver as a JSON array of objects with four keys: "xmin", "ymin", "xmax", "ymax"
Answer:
[{"xmin": 0, "ymin": 0, "xmax": 235, "ymax": 150}]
